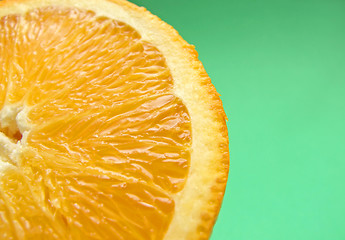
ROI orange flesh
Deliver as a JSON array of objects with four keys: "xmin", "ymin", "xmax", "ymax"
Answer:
[{"xmin": 0, "ymin": 7, "xmax": 191, "ymax": 240}]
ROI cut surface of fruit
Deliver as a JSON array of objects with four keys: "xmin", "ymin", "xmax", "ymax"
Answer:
[{"xmin": 0, "ymin": 0, "xmax": 229, "ymax": 240}]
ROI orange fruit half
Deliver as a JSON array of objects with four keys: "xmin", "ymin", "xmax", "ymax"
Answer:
[{"xmin": 0, "ymin": 0, "xmax": 229, "ymax": 239}]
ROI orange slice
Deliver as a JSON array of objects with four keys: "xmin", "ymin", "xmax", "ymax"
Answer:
[{"xmin": 0, "ymin": 0, "xmax": 229, "ymax": 239}]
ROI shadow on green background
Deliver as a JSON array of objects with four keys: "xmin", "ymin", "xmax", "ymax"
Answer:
[{"xmin": 131, "ymin": 0, "xmax": 345, "ymax": 239}]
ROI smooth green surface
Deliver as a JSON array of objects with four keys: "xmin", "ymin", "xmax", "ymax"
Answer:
[{"xmin": 131, "ymin": 0, "xmax": 345, "ymax": 239}]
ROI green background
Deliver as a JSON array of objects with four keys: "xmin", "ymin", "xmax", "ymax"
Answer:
[{"xmin": 131, "ymin": 0, "xmax": 345, "ymax": 239}]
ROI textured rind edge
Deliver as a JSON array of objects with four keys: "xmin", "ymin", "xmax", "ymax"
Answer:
[
  {"xmin": 178, "ymin": 47, "xmax": 229, "ymax": 240},
  {"xmin": 0, "ymin": 0, "xmax": 230, "ymax": 239}
]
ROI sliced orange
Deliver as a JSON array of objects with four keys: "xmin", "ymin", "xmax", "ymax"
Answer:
[{"xmin": 0, "ymin": 0, "xmax": 229, "ymax": 239}]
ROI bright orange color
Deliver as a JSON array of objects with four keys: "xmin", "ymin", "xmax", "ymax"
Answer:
[{"xmin": 0, "ymin": 7, "xmax": 191, "ymax": 239}]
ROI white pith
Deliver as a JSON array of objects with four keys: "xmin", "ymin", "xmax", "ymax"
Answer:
[{"xmin": 0, "ymin": 104, "xmax": 30, "ymax": 169}]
